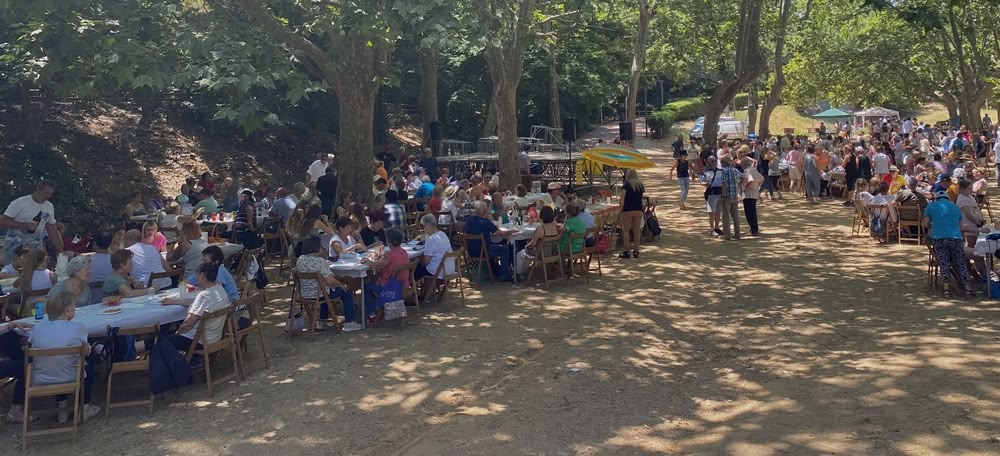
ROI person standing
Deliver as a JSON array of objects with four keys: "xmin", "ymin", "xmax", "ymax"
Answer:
[
  {"xmin": 669, "ymin": 150, "xmax": 691, "ymax": 210},
  {"xmin": 923, "ymin": 190, "xmax": 974, "ymax": 298},
  {"xmin": 619, "ymin": 170, "xmax": 645, "ymax": 258},
  {"xmin": 306, "ymin": 153, "xmax": 332, "ymax": 188},
  {"xmin": 803, "ymin": 146, "xmax": 822, "ymax": 203},
  {"xmin": 671, "ymin": 136, "xmax": 685, "ymax": 160},
  {"xmin": 701, "ymin": 156, "xmax": 723, "ymax": 237},
  {"xmin": 315, "ymin": 166, "xmax": 338, "ymax": 218},
  {"xmin": 719, "ymin": 156, "xmax": 745, "ymax": 240},
  {"xmin": 786, "ymin": 145, "xmax": 803, "ymax": 194},
  {"xmin": 741, "ymin": 157, "xmax": 763, "ymax": 236},
  {"xmin": 0, "ymin": 181, "xmax": 63, "ymax": 263}
]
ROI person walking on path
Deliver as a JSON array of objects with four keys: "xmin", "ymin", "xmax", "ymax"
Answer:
[
  {"xmin": 669, "ymin": 150, "xmax": 691, "ymax": 210},
  {"xmin": 741, "ymin": 157, "xmax": 763, "ymax": 236},
  {"xmin": 803, "ymin": 146, "xmax": 822, "ymax": 203}
]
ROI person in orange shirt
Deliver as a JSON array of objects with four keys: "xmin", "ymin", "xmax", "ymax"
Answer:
[
  {"xmin": 374, "ymin": 160, "xmax": 389, "ymax": 181},
  {"xmin": 816, "ymin": 148, "xmax": 831, "ymax": 172}
]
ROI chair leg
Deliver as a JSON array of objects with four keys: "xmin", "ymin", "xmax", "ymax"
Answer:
[
  {"xmin": 72, "ymin": 390, "xmax": 79, "ymax": 442},
  {"xmin": 21, "ymin": 398, "xmax": 29, "ymax": 450},
  {"xmin": 149, "ymin": 392, "xmax": 155, "ymax": 414},
  {"xmin": 204, "ymin": 353, "xmax": 214, "ymax": 397},
  {"xmin": 258, "ymin": 329, "xmax": 270, "ymax": 369},
  {"xmin": 105, "ymin": 371, "xmax": 113, "ymax": 419},
  {"xmin": 231, "ymin": 342, "xmax": 241, "ymax": 382}
]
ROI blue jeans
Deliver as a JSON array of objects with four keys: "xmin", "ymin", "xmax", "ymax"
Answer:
[
  {"xmin": 488, "ymin": 243, "xmax": 513, "ymax": 279},
  {"xmin": 678, "ymin": 177, "xmax": 690, "ymax": 204},
  {"xmin": 319, "ymin": 287, "xmax": 356, "ymax": 323},
  {"xmin": 364, "ymin": 282, "xmax": 382, "ymax": 316}
]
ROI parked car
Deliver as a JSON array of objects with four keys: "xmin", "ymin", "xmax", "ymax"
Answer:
[{"xmin": 690, "ymin": 116, "xmax": 747, "ymax": 140}]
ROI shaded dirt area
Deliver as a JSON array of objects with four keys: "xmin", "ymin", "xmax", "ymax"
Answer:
[{"xmin": 5, "ymin": 129, "xmax": 1000, "ymax": 456}]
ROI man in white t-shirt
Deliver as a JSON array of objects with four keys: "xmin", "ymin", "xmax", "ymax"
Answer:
[
  {"xmin": 306, "ymin": 153, "xmax": 333, "ymax": 188},
  {"xmin": 124, "ymin": 230, "xmax": 172, "ymax": 290},
  {"xmin": 902, "ymin": 118, "xmax": 913, "ymax": 136},
  {"xmin": 872, "ymin": 149, "xmax": 891, "ymax": 176},
  {"xmin": 415, "ymin": 214, "xmax": 455, "ymax": 293},
  {"xmin": 992, "ymin": 138, "xmax": 1000, "ymax": 183},
  {"xmin": 0, "ymin": 181, "xmax": 63, "ymax": 263},
  {"xmin": 166, "ymin": 264, "xmax": 232, "ymax": 350}
]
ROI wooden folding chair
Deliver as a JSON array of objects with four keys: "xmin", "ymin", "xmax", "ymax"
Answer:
[
  {"xmin": 430, "ymin": 249, "xmax": 465, "ymax": 306},
  {"xmin": 400, "ymin": 259, "xmax": 421, "ymax": 324},
  {"xmin": 0, "ymin": 294, "xmax": 13, "ymax": 322},
  {"xmin": 291, "ymin": 271, "xmax": 344, "ymax": 336},
  {"xmin": 927, "ymin": 241, "xmax": 939, "ymax": 292},
  {"xmin": 233, "ymin": 292, "xmax": 269, "ymax": 377},
  {"xmin": 233, "ymin": 247, "xmax": 264, "ymax": 293},
  {"xmin": 22, "ymin": 344, "xmax": 87, "ymax": 450},
  {"xmin": 457, "ymin": 233, "xmax": 496, "ymax": 284},
  {"xmin": 403, "ymin": 200, "xmax": 421, "ymax": 225},
  {"xmin": 525, "ymin": 234, "xmax": 565, "ymax": 288},
  {"xmin": 565, "ymin": 231, "xmax": 590, "ymax": 282},
  {"xmin": 260, "ymin": 220, "xmax": 290, "ymax": 278},
  {"xmin": 147, "ymin": 268, "xmax": 183, "ymax": 289},
  {"xmin": 976, "ymin": 192, "xmax": 997, "ymax": 226},
  {"xmin": 852, "ymin": 200, "xmax": 871, "ymax": 237},
  {"xmin": 584, "ymin": 227, "xmax": 603, "ymax": 277},
  {"xmin": 104, "ymin": 324, "xmax": 159, "ymax": 418},
  {"xmin": 406, "ymin": 222, "xmax": 422, "ymax": 242},
  {"xmin": 433, "ymin": 211, "xmax": 455, "ymax": 238},
  {"xmin": 19, "ymin": 287, "xmax": 50, "ymax": 319},
  {"xmin": 183, "ymin": 304, "xmax": 240, "ymax": 397},
  {"xmin": 896, "ymin": 205, "xmax": 924, "ymax": 245}
]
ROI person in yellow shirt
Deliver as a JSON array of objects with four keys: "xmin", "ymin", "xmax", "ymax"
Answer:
[{"xmin": 886, "ymin": 166, "xmax": 906, "ymax": 194}]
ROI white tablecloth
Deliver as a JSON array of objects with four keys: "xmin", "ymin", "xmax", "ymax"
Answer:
[
  {"xmin": 16, "ymin": 291, "xmax": 190, "ymax": 338},
  {"xmin": 974, "ymin": 233, "xmax": 1000, "ymax": 257},
  {"xmin": 504, "ymin": 193, "xmax": 546, "ymax": 208},
  {"xmin": 497, "ymin": 223, "xmax": 539, "ymax": 242},
  {"xmin": 329, "ymin": 246, "xmax": 424, "ymax": 278}
]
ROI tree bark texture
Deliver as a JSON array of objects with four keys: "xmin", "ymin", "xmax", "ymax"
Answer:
[
  {"xmin": 703, "ymin": 0, "xmax": 767, "ymax": 146},
  {"xmin": 757, "ymin": 0, "xmax": 791, "ymax": 139},
  {"xmin": 746, "ymin": 88, "xmax": 758, "ymax": 135},
  {"xmin": 420, "ymin": 48, "xmax": 439, "ymax": 141},
  {"xmin": 547, "ymin": 42, "xmax": 561, "ymax": 129},
  {"xmin": 625, "ymin": 0, "xmax": 651, "ymax": 141}
]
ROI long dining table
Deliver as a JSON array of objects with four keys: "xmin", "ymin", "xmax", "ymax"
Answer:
[{"xmin": 327, "ymin": 244, "xmax": 424, "ymax": 329}]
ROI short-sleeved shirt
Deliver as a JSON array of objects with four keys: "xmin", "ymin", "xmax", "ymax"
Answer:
[
  {"xmin": 462, "ymin": 216, "xmax": 499, "ymax": 256},
  {"xmin": 28, "ymin": 319, "xmax": 87, "ymax": 385},
  {"xmin": 307, "ymin": 160, "xmax": 328, "ymax": 184},
  {"xmin": 924, "ymin": 200, "xmax": 963, "ymax": 240},
  {"xmin": 127, "ymin": 243, "xmax": 170, "ymax": 289},
  {"xmin": 379, "ymin": 247, "xmax": 410, "ymax": 289},
  {"xmin": 873, "ymin": 153, "xmax": 891, "ymax": 174},
  {"xmin": 102, "ymin": 272, "xmax": 131, "ymax": 297},
  {"xmin": 46, "ymin": 279, "xmax": 92, "ymax": 308},
  {"xmin": 271, "ymin": 196, "xmax": 296, "ymax": 221},
  {"xmin": 296, "ymin": 255, "xmax": 332, "ymax": 300},
  {"xmin": 3, "ymin": 194, "xmax": 56, "ymax": 255},
  {"xmin": 361, "ymin": 226, "xmax": 387, "ymax": 246},
  {"xmin": 89, "ymin": 253, "xmax": 112, "ymax": 283},
  {"xmin": 194, "ymin": 197, "xmax": 219, "ymax": 214},
  {"xmin": 178, "ymin": 284, "xmax": 231, "ymax": 343},
  {"xmin": 424, "ymin": 231, "xmax": 455, "ymax": 278},
  {"xmin": 187, "ymin": 267, "xmax": 240, "ymax": 301},
  {"xmin": 560, "ymin": 217, "xmax": 586, "ymax": 254}
]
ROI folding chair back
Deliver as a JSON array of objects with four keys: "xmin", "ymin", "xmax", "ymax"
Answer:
[
  {"xmin": 233, "ymin": 292, "xmax": 269, "ymax": 376},
  {"xmin": 22, "ymin": 344, "xmax": 87, "ymax": 449},
  {"xmin": 147, "ymin": 268, "xmax": 183, "ymax": 289},
  {"xmin": 104, "ymin": 324, "xmax": 160, "ymax": 418},
  {"xmin": 432, "ymin": 249, "xmax": 466, "ymax": 306},
  {"xmin": 185, "ymin": 304, "xmax": 240, "ymax": 397},
  {"xmin": 527, "ymin": 234, "xmax": 565, "ymax": 288},
  {"xmin": 896, "ymin": 205, "xmax": 924, "ymax": 245},
  {"xmin": 584, "ymin": 227, "xmax": 603, "ymax": 276},
  {"xmin": 233, "ymin": 247, "xmax": 265, "ymax": 294},
  {"xmin": 291, "ymin": 271, "xmax": 343, "ymax": 335},
  {"xmin": 566, "ymin": 231, "xmax": 590, "ymax": 282},
  {"xmin": 457, "ymin": 233, "xmax": 495, "ymax": 283}
]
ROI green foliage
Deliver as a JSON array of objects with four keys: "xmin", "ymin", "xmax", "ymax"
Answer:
[
  {"xmin": 647, "ymin": 96, "xmax": 706, "ymax": 139},
  {"xmin": 646, "ymin": 109, "xmax": 674, "ymax": 139}
]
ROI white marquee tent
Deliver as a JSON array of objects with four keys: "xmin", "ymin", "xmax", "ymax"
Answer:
[{"xmin": 853, "ymin": 107, "xmax": 900, "ymax": 126}]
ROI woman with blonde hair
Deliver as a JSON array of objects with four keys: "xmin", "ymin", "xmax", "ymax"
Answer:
[
  {"xmin": 619, "ymin": 169, "xmax": 645, "ymax": 258},
  {"xmin": 13, "ymin": 249, "xmax": 56, "ymax": 316}
]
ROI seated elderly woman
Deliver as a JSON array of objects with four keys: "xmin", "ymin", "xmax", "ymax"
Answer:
[
  {"xmin": 46, "ymin": 255, "xmax": 93, "ymax": 307},
  {"xmin": 956, "ymin": 179, "xmax": 987, "ymax": 246}
]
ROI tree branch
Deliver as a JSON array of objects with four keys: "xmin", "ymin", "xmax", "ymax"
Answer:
[
  {"xmin": 535, "ymin": 10, "xmax": 581, "ymax": 27},
  {"xmin": 231, "ymin": 0, "xmax": 339, "ymax": 90}
]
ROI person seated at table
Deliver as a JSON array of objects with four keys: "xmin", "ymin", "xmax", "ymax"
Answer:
[
  {"xmin": 413, "ymin": 176, "xmax": 435, "ymax": 203},
  {"xmin": 463, "ymin": 201, "xmax": 515, "ymax": 281},
  {"xmin": 336, "ymin": 192, "xmax": 354, "ymax": 219},
  {"xmin": 163, "ymin": 245, "xmax": 243, "ymax": 324},
  {"xmin": 178, "ymin": 183, "xmax": 191, "ymax": 202},
  {"xmin": 125, "ymin": 229, "xmax": 172, "ymax": 290},
  {"xmin": 383, "ymin": 190, "xmax": 407, "ymax": 232},
  {"xmin": 513, "ymin": 184, "xmax": 532, "ymax": 209},
  {"xmin": 122, "ymin": 191, "xmax": 147, "ymax": 226},
  {"xmin": 361, "ymin": 211, "xmax": 388, "ymax": 246},
  {"xmin": 13, "ymin": 249, "xmax": 56, "ymax": 316},
  {"xmin": 576, "ymin": 201, "xmax": 596, "ymax": 247},
  {"xmin": 539, "ymin": 182, "xmax": 565, "ymax": 209},
  {"xmin": 46, "ymin": 256, "xmax": 93, "ymax": 308},
  {"xmin": 924, "ymin": 190, "xmax": 975, "ymax": 297},
  {"xmin": 30, "ymin": 292, "xmax": 101, "ymax": 422},
  {"xmin": 894, "ymin": 176, "xmax": 929, "ymax": 225},
  {"xmin": 269, "ymin": 187, "xmax": 296, "ymax": 223},
  {"xmin": 157, "ymin": 202, "xmax": 181, "ymax": 242},
  {"xmin": 192, "ymin": 188, "xmax": 219, "ymax": 215},
  {"xmin": 141, "ymin": 221, "xmax": 168, "ymax": 254},
  {"xmin": 330, "ymin": 216, "xmax": 367, "ymax": 257},
  {"xmin": 0, "ymin": 318, "xmax": 34, "ymax": 422},
  {"xmin": 469, "ymin": 175, "xmax": 485, "ymax": 201},
  {"xmin": 439, "ymin": 185, "xmax": 460, "ymax": 227},
  {"xmin": 168, "ymin": 219, "xmax": 210, "ymax": 278},
  {"xmin": 350, "ymin": 202, "xmax": 369, "ymax": 238},
  {"xmin": 972, "ymin": 169, "xmax": 989, "ymax": 196},
  {"xmin": 0, "ymin": 244, "xmax": 29, "ymax": 279},
  {"xmin": 489, "ymin": 192, "xmax": 508, "ymax": 223},
  {"xmin": 359, "ymin": 229, "xmax": 410, "ymax": 318},
  {"xmin": 560, "ymin": 203, "xmax": 587, "ymax": 257},
  {"xmin": 514, "ymin": 206, "xmax": 561, "ymax": 279},
  {"xmin": 103, "ymin": 249, "xmax": 155, "ymax": 298},
  {"xmin": 414, "ymin": 214, "xmax": 456, "ymax": 299},
  {"xmin": 296, "ymin": 236, "xmax": 361, "ymax": 332},
  {"xmin": 884, "ymin": 166, "xmax": 906, "ymax": 194},
  {"xmin": 957, "ymin": 179, "xmax": 986, "ymax": 246},
  {"xmin": 233, "ymin": 189, "xmax": 261, "ymax": 249},
  {"xmin": 163, "ymin": 262, "xmax": 233, "ymax": 358},
  {"xmin": 428, "ymin": 185, "xmax": 445, "ymax": 213}
]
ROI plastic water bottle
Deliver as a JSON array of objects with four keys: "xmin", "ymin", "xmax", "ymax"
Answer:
[{"xmin": 34, "ymin": 302, "xmax": 44, "ymax": 320}]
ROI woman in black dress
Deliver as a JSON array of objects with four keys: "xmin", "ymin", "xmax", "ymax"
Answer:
[{"xmin": 843, "ymin": 145, "xmax": 860, "ymax": 206}]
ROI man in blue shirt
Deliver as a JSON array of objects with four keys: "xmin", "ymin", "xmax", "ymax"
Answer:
[{"xmin": 462, "ymin": 201, "xmax": 515, "ymax": 281}]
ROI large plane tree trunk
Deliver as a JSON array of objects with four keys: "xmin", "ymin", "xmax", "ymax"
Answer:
[
  {"xmin": 420, "ymin": 48, "xmax": 439, "ymax": 140},
  {"xmin": 757, "ymin": 0, "xmax": 791, "ymax": 139},
  {"xmin": 624, "ymin": 0, "xmax": 651, "ymax": 141}
]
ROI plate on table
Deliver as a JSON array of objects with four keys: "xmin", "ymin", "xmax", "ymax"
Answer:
[{"xmin": 99, "ymin": 307, "xmax": 124, "ymax": 315}]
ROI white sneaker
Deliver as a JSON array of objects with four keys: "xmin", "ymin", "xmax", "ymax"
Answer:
[
  {"xmin": 80, "ymin": 403, "xmax": 101, "ymax": 422},
  {"xmin": 313, "ymin": 322, "xmax": 326, "ymax": 331},
  {"xmin": 341, "ymin": 322, "xmax": 363, "ymax": 332}
]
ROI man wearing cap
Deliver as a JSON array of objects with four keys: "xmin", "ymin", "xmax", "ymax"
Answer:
[
  {"xmin": 538, "ymin": 182, "xmax": 565, "ymax": 209},
  {"xmin": 923, "ymin": 189, "xmax": 974, "ymax": 297},
  {"xmin": 307, "ymin": 152, "xmax": 333, "ymax": 187}
]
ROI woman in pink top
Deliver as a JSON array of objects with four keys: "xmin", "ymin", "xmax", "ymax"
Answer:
[{"xmin": 141, "ymin": 221, "xmax": 168, "ymax": 253}]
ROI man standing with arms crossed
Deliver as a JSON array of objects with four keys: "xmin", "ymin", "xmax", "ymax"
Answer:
[{"xmin": 719, "ymin": 156, "xmax": 745, "ymax": 241}]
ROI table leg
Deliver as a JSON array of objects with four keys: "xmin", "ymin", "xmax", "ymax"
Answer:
[
  {"xmin": 988, "ymin": 253, "xmax": 994, "ymax": 298},
  {"xmin": 360, "ymin": 276, "xmax": 366, "ymax": 329}
]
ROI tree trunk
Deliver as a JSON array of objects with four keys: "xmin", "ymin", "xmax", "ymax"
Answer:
[
  {"xmin": 419, "ymin": 48, "xmax": 439, "ymax": 140},
  {"xmin": 757, "ymin": 0, "xmax": 791, "ymax": 139},
  {"xmin": 492, "ymin": 79, "xmax": 521, "ymax": 191},
  {"xmin": 945, "ymin": 98, "xmax": 959, "ymax": 126},
  {"xmin": 948, "ymin": 7, "xmax": 980, "ymax": 131},
  {"xmin": 21, "ymin": 82, "xmax": 42, "ymax": 146},
  {"xmin": 746, "ymin": 88, "xmax": 758, "ymax": 135},
  {"xmin": 547, "ymin": 45, "xmax": 561, "ymax": 129},
  {"xmin": 703, "ymin": 0, "xmax": 767, "ymax": 146},
  {"xmin": 625, "ymin": 0, "xmax": 651, "ymax": 141}
]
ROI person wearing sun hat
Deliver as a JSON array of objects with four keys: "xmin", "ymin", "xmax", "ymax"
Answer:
[
  {"xmin": 924, "ymin": 189, "xmax": 974, "ymax": 298},
  {"xmin": 884, "ymin": 165, "xmax": 906, "ymax": 194},
  {"xmin": 538, "ymin": 182, "xmax": 565, "ymax": 209}
]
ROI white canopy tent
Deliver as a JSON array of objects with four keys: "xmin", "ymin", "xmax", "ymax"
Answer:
[{"xmin": 853, "ymin": 107, "xmax": 900, "ymax": 126}]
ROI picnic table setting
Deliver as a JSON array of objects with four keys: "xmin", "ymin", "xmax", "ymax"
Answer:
[{"xmin": 14, "ymin": 290, "xmax": 192, "ymax": 338}]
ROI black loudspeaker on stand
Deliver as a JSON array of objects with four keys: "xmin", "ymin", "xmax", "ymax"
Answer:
[
  {"xmin": 619, "ymin": 121, "xmax": 634, "ymax": 142},
  {"xmin": 562, "ymin": 118, "xmax": 577, "ymax": 142}
]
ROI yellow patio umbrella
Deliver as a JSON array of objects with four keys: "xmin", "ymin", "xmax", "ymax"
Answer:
[{"xmin": 580, "ymin": 145, "xmax": 655, "ymax": 169}]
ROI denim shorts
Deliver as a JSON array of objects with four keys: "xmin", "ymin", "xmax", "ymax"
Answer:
[{"xmin": 706, "ymin": 194, "xmax": 721, "ymax": 213}]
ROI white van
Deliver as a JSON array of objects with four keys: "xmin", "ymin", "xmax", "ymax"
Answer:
[{"xmin": 689, "ymin": 116, "xmax": 747, "ymax": 140}]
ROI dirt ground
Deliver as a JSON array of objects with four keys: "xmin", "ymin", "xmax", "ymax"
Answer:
[{"xmin": 6, "ymin": 128, "xmax": 1000, "ymax": 456}]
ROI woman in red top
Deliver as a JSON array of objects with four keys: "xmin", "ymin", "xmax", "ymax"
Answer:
[
  {"xmin": 363, "ymin": 229, "xmax": 410, "ymax": 320},
  {"xmin": 428, "ymin": 185, "xmax": 444, "ymax": 212}
]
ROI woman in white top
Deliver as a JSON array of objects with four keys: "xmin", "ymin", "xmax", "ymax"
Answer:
[
  {"xmin": 329, "ymin": 216, "xmax": 367, "ymax": 257},
  {"xmin": 12, "ymin": 249, "xmax": 56, "ymax": 316},
  {"xmin": 957, "ymin": 179, "xmax": 986, "ymax": 246}
]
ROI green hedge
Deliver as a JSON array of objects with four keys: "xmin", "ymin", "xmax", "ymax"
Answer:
[
  {"xmin": 647, "ymin": 97, "xmax": 705, "ymax": 138},
  {"xmin": 734, "ymin": 91, "xmax": 769, "ymax": 109}
]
